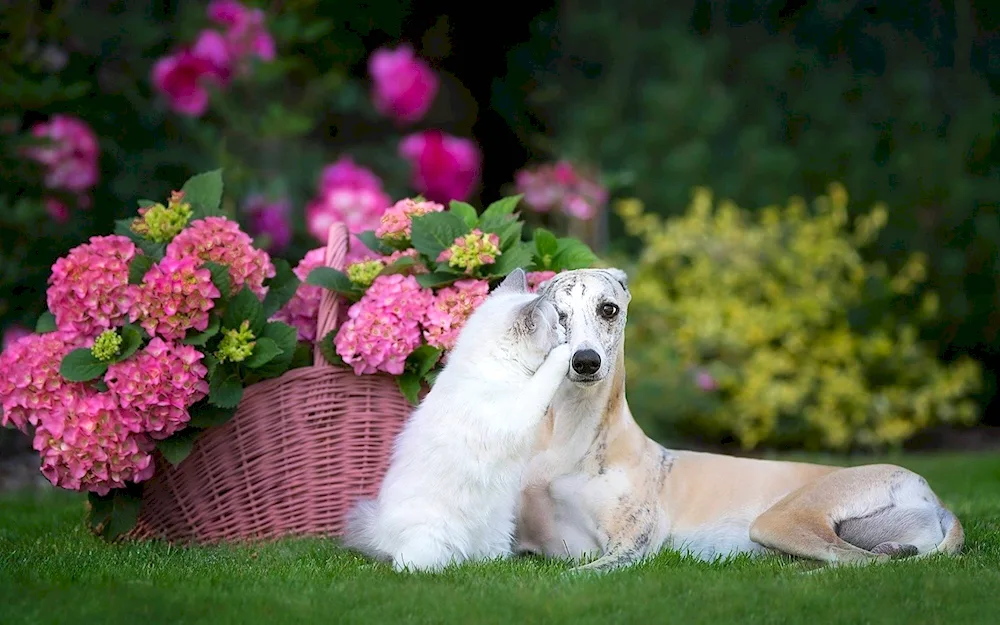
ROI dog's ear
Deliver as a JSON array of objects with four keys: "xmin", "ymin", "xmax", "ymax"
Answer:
[
  {"xmin": 605, "ymin": 268, "xmax": 629, "ymax": 293},
  {"xmin": 495, "ymin": 268, "xmax": 528, "ymax": 294}
]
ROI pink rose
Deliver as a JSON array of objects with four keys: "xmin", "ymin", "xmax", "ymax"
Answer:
[
  {"xmin": 151, "ymin": 30, "xmax": 232, "ymax": 117},
  {"xmin": 369, "ymin": 45, "xmax": 438, "ymax": 124},
  {"xmin": 399, "ymin": 130, "xmax": 481, "ymax": 203}
]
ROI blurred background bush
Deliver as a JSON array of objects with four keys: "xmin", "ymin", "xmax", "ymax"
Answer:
[{"xmin": 2, "ymin": 0, "xmax": 998, "ymax": 454}]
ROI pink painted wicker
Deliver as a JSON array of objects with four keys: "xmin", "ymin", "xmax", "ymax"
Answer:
[{"xmin": 129, "ymin": 223, "xmax": 411, "ymax": 544}]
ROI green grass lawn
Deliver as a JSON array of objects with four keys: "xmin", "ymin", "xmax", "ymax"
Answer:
[{"xmin": 2, "ymin": 452, "xmax": 1000, "ymax": 625}]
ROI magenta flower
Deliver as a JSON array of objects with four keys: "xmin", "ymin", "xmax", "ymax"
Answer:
[
  {"xmin": 334, "ymin": 274, "xmax": 433, "ymax": 375},
  {"xmin": 271, "ymin": 247, "xmax": 327, "ymax": 342},
  {"xmin": 399, "ymin": 130, "xmax": 481, "ymax": 203},
  {"xmin": 526, "ymin": 270, "xmax": 557, "ymax": 293},
  {"xmin": 151, "ymin": 30, "xmax": 232, "ymax": 117},
  {"xmin": 514, "ymin": 160, "xmax": 608, "ymax": 221},
  {"xmin": 33, "ymin": 392, "xmax": 155, "ymax": 495},
  {"xmin": 694, "ymin": 370, "xmax": 718, "ymax": 392},
  {"xmin": 305, "ymin": 157, "xmax": 392, "ymax": 246},
  {"xmin": 243, "ymin": 194, "xmax": 292, "ymax": 254},
  {"xmin": 165, "ymin": 216, "xmax": 276, "ymax": 298},
  {"xmin": 369, "ymin": 44, "xmax": 439, "ymax": 124},
  {"xmin": 207, "ymin": 0, "xmax": 275, "ymax": 63},
  {"xmin": 25, "ymin": 114, "xmax": 99, "ymax": 195},
  {"xmin": 47, "ymin": 235, "xmax": 138, "ymax": 336},
  {"xmin": 374, "ymin": 197, "xmax": 445, "ymax": 242},
  {"xmin": 105, "ymin": 338, "xmax": 209, "ymax": 439},
  {"xmin": 422, "ymin": 279, "xmax": 490, "ymax": 351},
  {"xmin": 0, "ymin": 330, "xmax": 88, "ymax": 432},
  {"xmin": 129, "ymin": 256, "xmax": 220, "ymax": 341}
]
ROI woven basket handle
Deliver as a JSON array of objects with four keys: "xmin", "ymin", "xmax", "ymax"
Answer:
[{"xmin": 313, "ymin": 222, "xmax": 350, "ymax": 367}]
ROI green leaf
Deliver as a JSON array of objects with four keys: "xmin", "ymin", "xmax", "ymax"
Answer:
[
  {"xmin": 410, "ymin": 211, "xmax": 469, "ymax": 260},
  {"xmin": 252, "ymin": 322, "xmax": 299, "ymax": 378},
  {"xmin": 204, "ymin": 261, "xmax": 232, "ymax": 300},
  {"xmin": 408, "ymin": 345, "xmax": 442, "ymax": 378},
  {"xmin": 180, "ymin": 169, "xmax": 224, "ymax": 218},
  {"xmin": 490, "ymin": 242, "xmax": 536, "ymax": 276},
  {"xmin": 203, "ymin": 353, "xmax": 219, "ymax": 379},
  {"xmin": 115, "ymin": 219, "xmax": 166, "ymax": 260},
  {"xmin": 495, "ymin": 219, "xmax": 524, "ymax": 251},
  {"xmin": 245, "ymin": 337, "xmax": 282, "ymax": 368},
  {"xmin": 552, "ymin": 238, "xmax": 598, "ymax": 270},
  {"xmin": 449, "ymin": 201, "xmax": 479, "ymax": 228},
  {"xmin": 318, "ymin": 330, "xmax": 346, "ymax": 367},
  {"xmin": 115, "ymin": 325, "xmax": 144, "ymax": 362},
  {"xmin": 60, "ymin": 348, "xmax": 108, "ymax": 382},
  {"xmin": 183, "ymin": 315, "xmax": 220, "ymax": 346},
  {"xmin": 378, "ymin": 255, "xmax": 417, "ymax": 277},
  {"xmin": 534, "ymin": 228, "xmax": 559, "ymax": 263},
  {"xmin": 480, "ymin": 195, "xmax": 522, "ymax": 223},
  {"xmin": 35, "ymin": 311, "xmax": 56, "ymax": 334},
  {"xmin": 423, "ymin": 369, "xmax": 440, "ymax": 387},
  {"xmin": 223, "ymin": 287, "xmax": 265, "ymax": 335},
  {"xmin": 262, "ymin": 259, "xmax": 300, "ymax": 318},
  {"xmin": 357, "ymin": 230, "xmax": 394, "ymax": 255},
  {"xmin": 397, "ymin": 371, "xmax": 421, "ymax": 406},
  {"xmin": 306, "ymin": 267, "xmax": 362, "ymax": 300},
  {"xmin": 128, "ymin": 255, "xmax": 155, "ymax": 285},
  {"xmin": 188, "ymin": 402, "xmax": 239, "ymax": 428},
  {"xmin": 87, "ymin": 487, "xmax": 143, "ymax": 541},
  {"xmin": 209, "ymin": 369, "xmax": 244, "ymax": 408},
  {"xmin": 416, "ymin": 272, "xmax": 460, "ymax": 288},
  {"xmin": 155, "ymin": 427, "xmax": 202, "ymax": 466},
  {"xmin": 137, "ymin": 199, "xmax": 157, "ymax": 208}
]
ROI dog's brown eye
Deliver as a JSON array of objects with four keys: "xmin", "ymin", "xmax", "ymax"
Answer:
[
  {"xmin": 600, "ymin": 303, "xmax": 619, "ymax": 319},
  {"xmin": 557, "ymin": 311, "xmax": 568, "ymax": 325}
]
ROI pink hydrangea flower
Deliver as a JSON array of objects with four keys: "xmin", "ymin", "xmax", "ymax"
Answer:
[
  {"xmin": 25, "ymin": 114, "xmax": 99, "ymax": 194},
  {"xmin": 243, "ymin": 194, "xmax": 292, "ymax": 254},
  {"xmin": 0, "ymin": 330, "xmax": 87, "ymax": 432},
  {"xmin": 272, "ymin": 247, "xmax": 327, "ymax": 342},
  {"xmin": 305, "ymin": 157, "xmax": 392, "ymax": 246},
  {"xmin": 105, "ymin": 338, "xmax": 209, "ymax": 439},
  {"xmin": 207, "ymin": 0, "xmax": 275, "ymax": 63},
  {"xmin": 33, "ymin": 392, "xmax": 154, "ymax": 495},
  {"xmin": 1, "ymin": 325, "xmax": 31, "ymax": 351},
  {"xmin": 47, "ymin": 235, "xmax": 138, "ymax": 336},
  {"xmin": 165, "ymin": 216, "xmax": 276, "ymax": 298},
  {"xmin": 151, "ymin": 30, "xmax": 232, "ymax": 117},
  {"xmin": 526, "ymin": 270, "xmax": 557, "ymax": 293},
  {"xmin": 437, "ymin": 229, "xmax": 501, "ymax": 274},
  {"xmin": 368, "ymin": 44, "xmax": 439, "ymax": 124},
  {"xmin": 129, "ymin": 256, "xmax": 220, "ymax": 341},
  {"xmin": 384, "ymin": 248, "xmax": 427, "ymax": 275},
  {"xmin": 422, "ymin": 279, "xmax": 490, "ymax": 351},
  {"xmin": 374, "ymin": 197, "xmax": 445, "ymax": 242},
  {"xmin": 399, "ymin": 130, "xmax": 481, "ymax": 203},
  {"xmin": 334, "ymin": 274, "xmax": 433, "ymax": 375},
  {"xmin": 515, "ymin": 161, "xmax": 608, "ymax": 221}
]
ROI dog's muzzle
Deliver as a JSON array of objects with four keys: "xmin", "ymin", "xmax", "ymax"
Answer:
[{"xmin": 569, "ymin": 348, "xmax": 603, "ymax": 384}]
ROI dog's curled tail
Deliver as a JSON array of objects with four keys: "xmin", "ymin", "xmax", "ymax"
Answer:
[{"xmin": 342, "ymin": 498, "xmax": 382, "ymax": 558}]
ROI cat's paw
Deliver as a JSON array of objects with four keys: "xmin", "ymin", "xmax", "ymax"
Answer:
[{"xmin": 545, "ymin": 344, "xmax": 572, "ymax": 370}]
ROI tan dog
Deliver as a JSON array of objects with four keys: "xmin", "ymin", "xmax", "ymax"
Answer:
[{"xmin": 516, "ymin": 269, "xmax": 963, "ymax": 571}]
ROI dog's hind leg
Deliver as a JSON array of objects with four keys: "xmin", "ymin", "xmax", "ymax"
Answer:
[{"xmin": 569, "ymin": 497, "xmax": 658, "ymax": 573}]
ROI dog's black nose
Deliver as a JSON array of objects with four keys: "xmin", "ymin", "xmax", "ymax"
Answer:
[{"xmin": 572, "ymin": 349, "xmax": 602, "ymax": 375}]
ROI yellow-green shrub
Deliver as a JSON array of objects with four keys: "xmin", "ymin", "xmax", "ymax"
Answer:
[{"xmin": 619, "ymin": 185, "xmax": 982, "ymax": 450}]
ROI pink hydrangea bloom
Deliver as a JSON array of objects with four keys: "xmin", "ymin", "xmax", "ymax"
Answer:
[
  {"xmin": 165, "ymin": 216, "xmax": 276, "ymax": 298},
  {"xmin": 368, "ymin": 44, "xmax": 439, "ymax": 124},
  {"xmin": 0, "ymin": 330, "xmax": 87, "ymax": 432},
  {"xmin": 243, "ymin": 194, "xmax": 292, "ymax": 254},
  {"xmin": 305, "ymin": 157, "xmax": 392, "ymax": 245},
  {"xmin": 272, "ymin": 247, "xmax": 327, "ymax": 342},
  {"xmin": 151, "ymin": 30, "xmax": 232, "ymax": 117},
  {"xmin": 33, "ymin": 393, "xmax": 154, "ymax": 495},
  {"xmin": 105, "ymin": 338, "xmax": 209, "ymax": 439},
  {"xmin": 384, "ymin": 248, "xmax": 427, "ymax": 275},
  {"xmin": 47, "ymin": 235, "xmax": 138, "ymax": 336},
  {"xmin": 399, "ymin": 130, "xmax": 482, "ymax": 203},
  {"xmin": 207, "ymin": 0, "xmax": 275, "ymax": 62},
  {"xmin": 25, "ymin": 114, "xmax": 99, "ymax": 194},
  {"xmin": 422, "ymin": 279, "xmax": 490, "ymax": 351},
  {"xmin": 514, "ymin": 161, "xmax": 608, "ymax": 221},
  {"xmin": 1, "ymin": 325, "xmax": 31, "ymax": 351},
  {"xmin": 526, "ymin": 271, "xmax": 557, "ymax": 293},
  {"xmin": 129, "ymin": 256, "xmax": 220, "ymax": 341},
  {"xmin": 334, "ymin": 274, "xmax": 433, "ymax": 375},
  {"xmin": 374, "ymin": 197, "xmax": 445, "ymax": 241}
]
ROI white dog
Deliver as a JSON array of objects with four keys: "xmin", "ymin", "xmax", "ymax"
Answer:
[
  {"xmin": 516, "ymin": 268, "xmax": 963, "ymax": 571},
  {"xmin": 343, "ymin": 268, "xmax": 571, "ymax": 572}
]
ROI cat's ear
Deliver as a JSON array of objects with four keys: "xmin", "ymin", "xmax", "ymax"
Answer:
[{"xmin": 495, "ymin": 268, "xmax": 528, "ymax": 294}]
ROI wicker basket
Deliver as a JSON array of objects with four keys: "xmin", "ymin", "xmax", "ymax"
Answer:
[{"xmin": 129, "ymin": 223, "xmax": 411, "ymax": 544}]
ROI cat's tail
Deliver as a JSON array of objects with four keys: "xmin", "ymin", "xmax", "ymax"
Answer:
[{"xmin": 342, "ymin": 498, "xmax": 384, "ymax": 559}]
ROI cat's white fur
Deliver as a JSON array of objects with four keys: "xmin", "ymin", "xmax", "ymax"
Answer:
[{"xmin": 343, "ymin": 268, "xmax": 571, "ymax": 572}]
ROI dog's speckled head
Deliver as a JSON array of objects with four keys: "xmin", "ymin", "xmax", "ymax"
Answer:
[{"xmin": 537, "ymin": 268, "xmax": 630, "ymax": 385}]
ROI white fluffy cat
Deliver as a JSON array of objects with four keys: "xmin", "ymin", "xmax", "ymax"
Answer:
[{"xmin": 343, "ymin": 268, "xmax": 570, "ymax": 572}]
